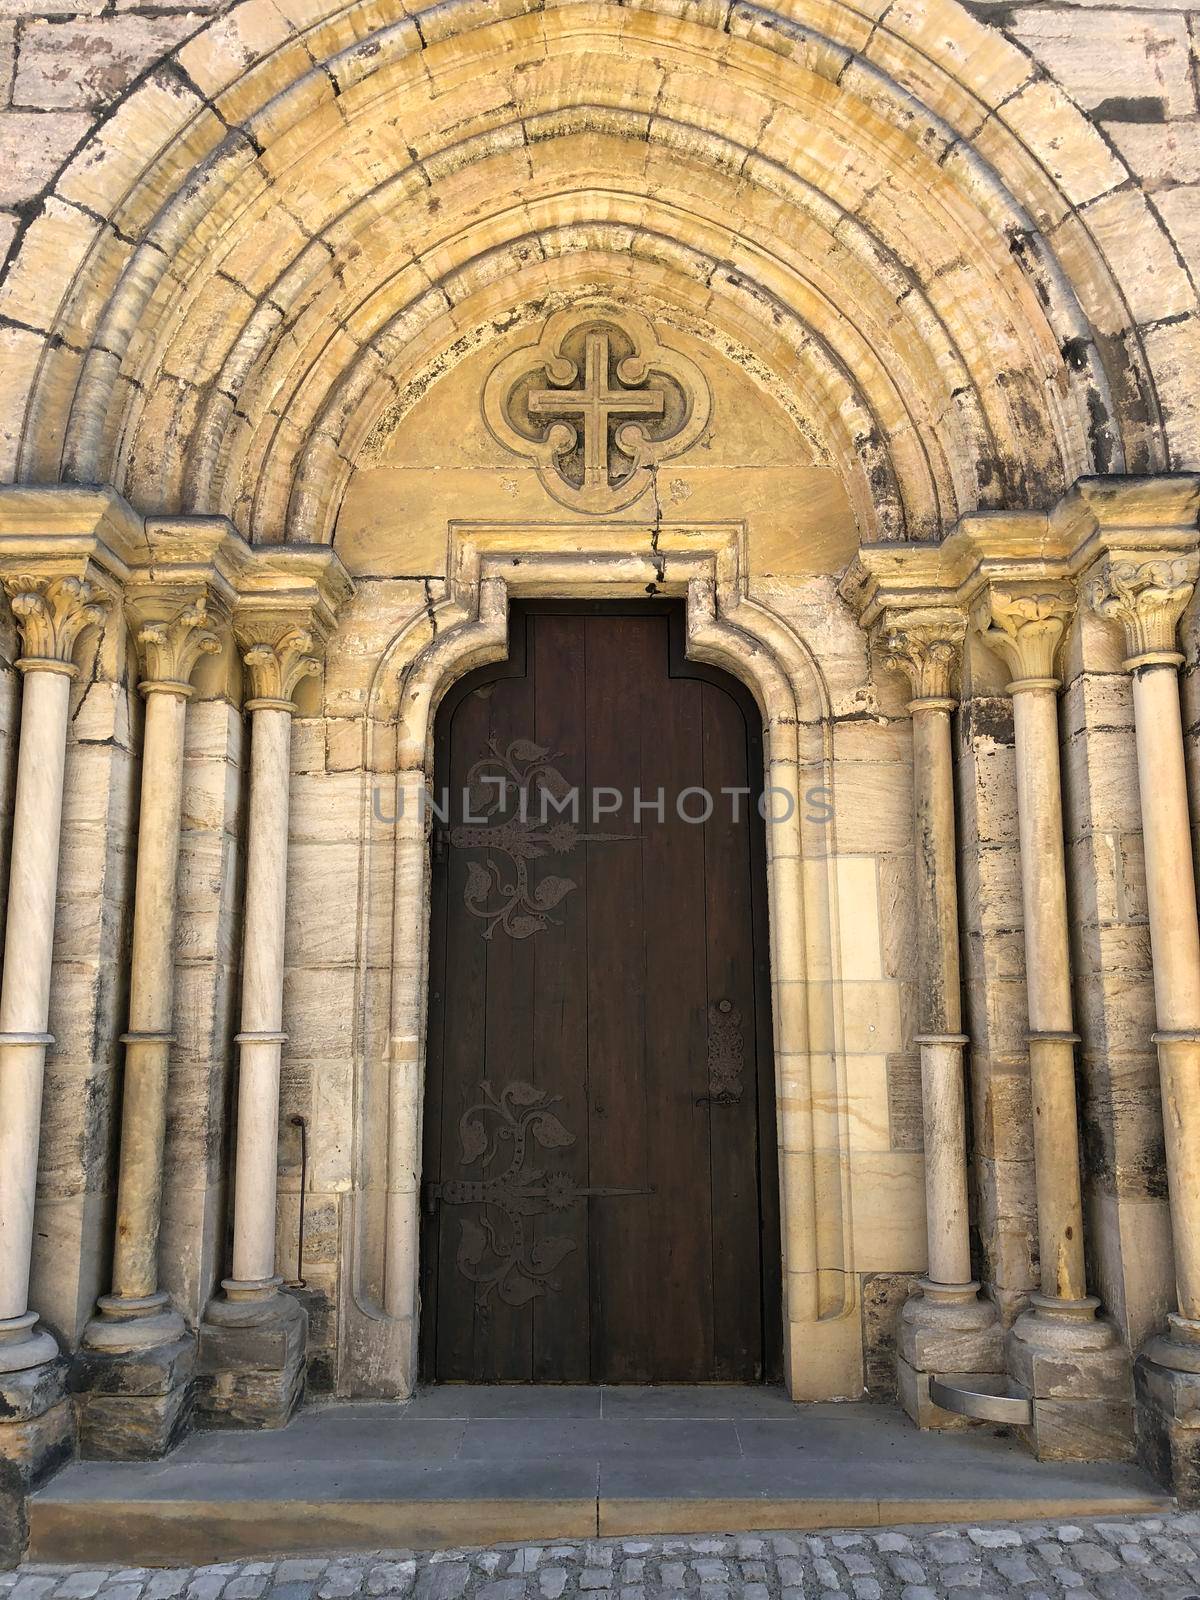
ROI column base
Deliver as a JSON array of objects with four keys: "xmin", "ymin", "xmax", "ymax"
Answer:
[
  {"xmin": 897, "ymin": 1281, "xmax": 1004, "ymax": 1429},
  {"xmin": 1134, "ymin": 1313, "xmax": 1200, "ymax": 1504},
  {"xmin": 1006, "ymin": 1293, "xmax": 1134, "ymax": 1461},
  {"xmin": 0, "ymin": 1353, "xmax": 73, "ymax": 1569},
  {"xmin": 195, "ymin": 1282, "xmax": 307, "ymax": 1430},
  {"xmin": 72, "ymin": 1298, "xmax": 195, "ymax": 1462}
]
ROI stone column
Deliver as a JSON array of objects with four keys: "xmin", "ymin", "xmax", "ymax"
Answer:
[
  {"xmin": 882, "ymin": 611, "xmax": 1003, "ymax": 1426},
  {"xmin": 1087, "ymin": 554, "xmax": 1200, "ymax": 1496},
  {"xmin": 74, "ymin": 597, "xmax": 221, "ymax": 1459},
  {"xmin": 979, "ymin": 584, "xmax": 1133, "ymax": 1461},
  {"xmin": 0, "ymin": 576, "xmax": 106, "ymax": 1527},
  {"xmin": 196, "ymin": 623, "xmax": 320, "ymax": 1429}
]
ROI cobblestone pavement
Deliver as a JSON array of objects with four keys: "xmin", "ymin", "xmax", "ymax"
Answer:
[{"xmin": 6, "ymin": 1517, "xmax": 1200, "ymax": 1600}]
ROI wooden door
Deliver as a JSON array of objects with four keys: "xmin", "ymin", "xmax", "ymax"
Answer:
[{"xmin": 420, "ymin": 601, "xmax": 781, "ymax": 1383}]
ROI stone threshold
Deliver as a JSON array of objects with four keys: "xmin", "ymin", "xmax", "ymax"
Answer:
[{"xmin": 29, "ymin": 1391, "xmax": 1171, "ymax": 1565}]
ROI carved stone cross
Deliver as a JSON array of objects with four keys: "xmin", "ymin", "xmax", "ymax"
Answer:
[
  {"xmin": 526, "ymin": 328, "xmax": 665, "ymax": 495},
  {"xmin": 483, "ymin": 307, "xmax": 710, "ymax": 513}
]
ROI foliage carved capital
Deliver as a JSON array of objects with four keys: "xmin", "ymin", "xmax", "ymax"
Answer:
[
  {"xmin": 877, "ymin": 608, "xmax": 966, "ymax": 702},
  {"xmin": 978, "ymin": 584, "xmax": 1075, "ymax": 687},
  {"xmin": 4, "ymin": 573, "xmax": 108, "ymax": 675},
  {"xmin": 133, "ymin": 596, "xmax": 222, "ymax": 694},
  {"xmin": 236, "ymin": 621, "xmax": 322, "ymax": 709},
  {"xmin": 1086, "ymin": 554, "xmax": 1198, "ymax": 667}
]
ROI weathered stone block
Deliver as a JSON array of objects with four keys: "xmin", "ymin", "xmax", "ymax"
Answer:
[
  {"xmin": 1136, "ymin": 1353, "xmax": 1200, "ymax": 1504},
  {"xmin": 900, "ymin": 1303, "xmax": 1005, "ymax": 1374},
  {"xmin": 76, "ymin": 1380, "xmax": 193, "ymax": 1461},
  {"xmin": 71, "ymin": 1334, "xmax": 195, "ymax": 1397},
  {"xmin": 194, "ymin": 1294, "xmax": 307, "ymax": 1430},
  {"xmin": 1007, "ymin": 1319, "xmax": 1133, "ymax": 1400},
  {"xmin": 0, "ymin": 1395, "xmax": 74, "ymax": 1567},
  {"xmin": 896, "ymin": 1357, "xmax": 974, "ymax": 1430},
  {"xmin": 1013, "ymin": 1393, "xmax": 1136, "ymax": 1463}
]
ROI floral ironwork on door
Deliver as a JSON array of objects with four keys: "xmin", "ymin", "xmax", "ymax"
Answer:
[
  {"xmin": 429, "ymin": 1077, "xmax": 648, "ymax": 1307},
  {"xmin": 449, "ymin": 738, "xmax": 627, "ymax": 940}
]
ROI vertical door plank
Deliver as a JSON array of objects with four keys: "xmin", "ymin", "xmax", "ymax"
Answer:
[
  {"xmin": 701, "ymin": 680, "xmax": 764, "ymax": 1378},
  {"xmin": 528, "ymin": 613, "xmax": 592, "ymax": 1381},
  {"xmin": 584, "ymin": 614, "xmax": 652, "ymax": 1382},
  {"xmin": 474, "ymin": 655, "xmax": 539, "ymax": 1381}
]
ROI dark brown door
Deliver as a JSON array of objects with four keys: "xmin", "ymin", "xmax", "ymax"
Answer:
[{"xmin": 420, "ymin": 601, "xmax": 781, "ymax": 1383}]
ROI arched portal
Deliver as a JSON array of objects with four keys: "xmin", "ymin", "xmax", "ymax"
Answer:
[{"xmin": 420, "ymin": 598, "xmax": 782, "ymax": 1384}]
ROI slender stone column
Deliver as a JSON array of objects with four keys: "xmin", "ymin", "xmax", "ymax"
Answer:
[
  {"xmin": 1087, "ymin": 553, "xmax": 1200, "ymax": 1495},
  {"xmin": 0, "ymin": 576, "xmax": 106, "ymax": 1514},
  {"xmin": 197, "ymin": 623, "xmax": 319, "ymax": 1429},
  {"xmin": 882, "ymin": 611, "xmax": 1003, "ymax": 1425},
  {"xmin": 979, "ymin": 584, "xmax": 1132, "ymax": 1461},
  {"xmin": 0, "ymin": 577, "xmax": 107, "ymax": 1369},
  {"xmin": 74, "ymin": 598, "xmax": 221, "ymax": 1458}
]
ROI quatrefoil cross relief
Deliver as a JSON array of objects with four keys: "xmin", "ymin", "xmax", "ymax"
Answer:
[{"xmin": 482, "ymin": 308, "xmax": 711, "ymax": 514}]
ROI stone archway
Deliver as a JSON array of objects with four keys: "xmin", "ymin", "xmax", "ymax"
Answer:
[{"xmin": 339, "ymin": 520, "xmax": 868, "ymax": 1403}]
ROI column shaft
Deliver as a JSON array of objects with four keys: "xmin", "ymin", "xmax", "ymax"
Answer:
[
  {"xmin": 912, "ymin": 702, "xmax": 972, "ymax": 1290},
  {"xmin": 1132, "ymin": 665, "xmax": 1200, "ymax": 1321},
  {"xmin": 0, "ymin": 667, "xmax": 71, "ymax": 1334},
  {"xmin": 109, "ymin": 688, "xmax": 189, "ymax": 1303},
  {"xmin": 230, "ymin": 703, "xmax": 292, "ymax": 1289},
  {"xmin": 1011, "ymin": 684, "xmax": 1088, "ymax": 1304}
]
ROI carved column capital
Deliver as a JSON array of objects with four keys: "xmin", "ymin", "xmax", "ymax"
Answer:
[
  {"xmin": 3, "ymin": 573, "xmax": 108, "ymax": 677},
  {"xmin": 235, "ymin": 620, "xmax": 322, "ymax": 712},
  {"xmin": 1086, "ymin": 553, "xmax": 1198, "ymax": 670},
  {"xmin": 977, "ymin": 583, "xmax": 1075, "ymax": 689},
  {"xmin": 877, "ymin": 608, "xmax": 967, "ymax": 706},
  {"xmin": 131, "ymin": 595, "xmax": 223, "ymax": 698}
]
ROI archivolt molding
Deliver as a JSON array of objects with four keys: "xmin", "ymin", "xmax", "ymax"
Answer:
[{"xmin": 1, "ymin": 0, "xmax": 1186, "ymax": 549}]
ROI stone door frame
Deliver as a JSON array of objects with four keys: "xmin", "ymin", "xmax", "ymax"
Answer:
[{"xmin": 339, "ymin": 521, "xmax": 866, "ymax": 1401}]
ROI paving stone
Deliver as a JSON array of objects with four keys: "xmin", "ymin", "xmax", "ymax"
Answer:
[
  {"xmin": 315, "ymin": 1573, "xmax": 362, "ymax": 1600},
  {"xmin": 364, "ymin": 1567, "xmax": 414, "ymax": 1598},
  {"xmin": 56, "ymin": 1579, "xmax": 109, "ymax": 1600},
  {"xmin": 578, "ymin": 1573, "xmax": 610, "ymax": 1592},
  {"xmin": 658, "ymin": 1566, "xmax": 686, "ymax": 1589},
  {"xmin": 1072, "ymin": 1547, "xmax": 1120, "ymax": 1575},
  {"xmin": 891, "ymin": 1558, "xmax": 929, "ymax": 1584},
  {"xmin": 537, "ymin": 1576, "xmax": 566, "ymax": 1600},
  {"xmin": 414, "ymin": 1566, "xmax": 468, "ymax": 1600},
  {"xmin": 993, "ymin": 1557, "xmax": 1038, "ymax": 1585},
  {"xmin": 939, "ymin": 1567, "xmax": 983, "ymax": 1589},
  {"xmin": 969, "ymin": 1530, "xmax": 1023, "ymax": 1549},
  {"xmin": 477, "ymin": 1583, "xmax": 527, "ymax": 1600},
  {"xmin": 508, "ymin": 1552, "xmax": 543, "ymax": 1576},
  {"xmin": 144, "ymin": 1578, "xmax": 189, "ymax": 1600},
  {"xmin": 227, "ymin": 1582, "xmax": 270, "ymax": 1600}
]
